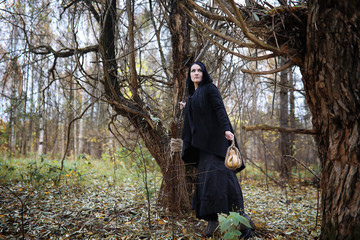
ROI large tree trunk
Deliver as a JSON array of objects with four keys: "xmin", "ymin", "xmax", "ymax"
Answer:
[
  {"xmin": 99, "ymin": 0, "xmax": 191, "ymax": 212},
  {"xmin": 165, "ymin": 0, "xmax": 192, "ymax": 211},
  {"xmin": 303, "ymin": 1, "xmax": 360, "ymax": 238}
]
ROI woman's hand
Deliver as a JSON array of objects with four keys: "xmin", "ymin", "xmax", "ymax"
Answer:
[
  {"xmin": 179, "ymin": 101, "xmax": 186, "ymax": 110},
  {"xmin": 225, "ymin": 131, "xmax": 234, "ymax": 141}
]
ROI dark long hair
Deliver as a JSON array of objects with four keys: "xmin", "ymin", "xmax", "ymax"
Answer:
[
  {"xmin": 186, "ymin": 62, "xmax": 213, "ymax": 96},
  {"xmin": 186, "ymin": 62, "xmax": 213, "ymax": 110}
]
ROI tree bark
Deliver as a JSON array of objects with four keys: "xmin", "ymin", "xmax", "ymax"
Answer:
[
  {"xmin": 126, "ymin": 0, "xmax": 139, "ymax": 101},
  {"xmin": 165, "ymin": 0, "xmax": 192, "ymax": 211},
  {"xmin": 37, "ymin": 73, "xmax": 45, "ymax": 156},
  {"xmin": 78, "ymin": 91, "xmax": 85, "ymax": 154},
  {"xmin": 37, "ymin": 108, "xmax": 45, "ymax": 156},
  {"xmin": 289, "ymin": 69, "xmax": 295, "ymax": 157},
  {"xmin": 99, "ymin": 0, "xmax": 191, "ymax": 212},
  {"xmin": 73, "ymin": 86, "xmax": 78, "ymax": 159},
  {"xmin": 303, "ymin": 1, "xmax": 360, "ymax": 238},
  {"xmin": 279, "ymin": 56, "xmax": 291, "ymax": 179}
]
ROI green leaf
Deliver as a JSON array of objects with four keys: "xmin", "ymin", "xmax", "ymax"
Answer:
[
  {"xmin": 218, "ymin": 214, "xmax": 226, "ymax": 223},
  {"xmin": 223, "ymin": 231, "xmax": 234, "ymax": 239},
  {"xmin": 231, "ymin": 213, "xmax": 241, "ymax": 226},
  {"xmin": 223, "ymin": 230, "xmax": 242, "ymax": 240},
  {"xmin": 239, "ymin": 216, "xmax": 252, "ymax": 229},
  {"xmin": 234, "ymin": 230, "xmax": 242, "ymax": 236},
  {"xmin": 220, "ymin": 218, "xmax": 232, "ymax": 233}
]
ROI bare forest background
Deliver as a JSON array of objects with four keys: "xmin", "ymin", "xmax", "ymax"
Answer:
[
  {"xmin": 2, "ymin": 0, "xmax": 359, "ymax": 239},
  {"xmin": 0, "ymin": 0, "xmax": 318, "ymax": 181}
]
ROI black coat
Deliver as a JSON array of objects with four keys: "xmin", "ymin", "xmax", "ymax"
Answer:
[{"xmin": 181, "ymin": 83, "xmax": 245, "ymax": 172}]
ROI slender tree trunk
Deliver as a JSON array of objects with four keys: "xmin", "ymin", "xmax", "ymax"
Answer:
[
  {"xmin": 78, "ymin": 91, "xmax": 85, "ymax": 154},
  {"xmin": 21, "ymin": 65, "xmax": 28, "ymax": 156},
  {"xmin": 250, "ymin": 76, "xmax": 257, "ymax": 162},
  {"xmin": 68, "ymin": 78, "xmax": 74, "ymax": 157},
  {"xmin": 250, "ymin": 60, "xmax": 258, "ymax": 164},
  {"xmin": 73, "ymin": 86, "xmax": 78, "ymax": 159},
  {"xmin": 279, "ymin": 56, "xmax": 291, "ymax": 179},
  {"xmin": 51, "ymin": 105, "xmax": 59, "ymax": 157},
  {"xmin": 50, "ymin": 81, "xmax": 60, "ymax": 156},
  {"xmin": 28, "ymin": 60, "xmax": 35, "ymax": 153},
  {"xmin": 303, "ymin": 1, "xmax": 360, "ymax": 238},
  {"xmin": 7, "ymin": 21, "xmax": 20, "ymax": 155},
  {"xmin": 289, "ymin": 69, "xmax": 295, "ymax": 156},
  {"xmin": 9, "ymin": 99, "xmax": 16, "ymax": 154},
  {"xmin": 37, "ymin": 69, "xmax": 45, "ymax": 156},
  {"xmin": 38, "ymin": 109, "xmax": 45, "ymax": 156},
  {"xmin": 62, "ymin": 118, "xmax": 66, "ymax": 157}
]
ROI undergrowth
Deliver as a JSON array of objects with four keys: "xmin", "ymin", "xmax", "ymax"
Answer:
[{"xmin": 0, "ymin": 152, "xmax": 321, "ymax": 239}]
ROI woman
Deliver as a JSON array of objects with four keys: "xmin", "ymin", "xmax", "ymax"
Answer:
[{"xmin": 180, "ymin": 62, "xmax": 251, "ymax": 237}]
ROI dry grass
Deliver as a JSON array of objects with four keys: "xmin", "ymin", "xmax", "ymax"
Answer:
[{"xmin": 0, "ymin": 156, "xmax": 320, "ymax": 239}]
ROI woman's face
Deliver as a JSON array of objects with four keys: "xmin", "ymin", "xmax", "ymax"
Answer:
[{"xmin": 190, "ymin": 64, "xmax": 203, "ymax": 88}]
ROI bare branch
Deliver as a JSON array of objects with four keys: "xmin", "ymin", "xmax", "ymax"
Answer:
[
  {"xmin": 58, "ymin": 100, "xmax": 97, "ymax": 184},
  {"xmin": 217, "ymin": 0, "xmax": 283, "ymax": 54},
  {"xmin": 149, "ymin": 0, "xmax": 172, "ymax": 80},
  {"xmin": 181, "ymin": 2, "xmax": 256, "ymax": 49},
  {"xmin": 185, "ymin": 0, "xmax": 233, "ymax": 22},
  {"xmin": 284, "ymin": 155, "xmax": 320, "ymax": 181},
  {"xmin": 0, "ymin": 185, "xmax": 26, "ymax": 239},
  {"xmin": 191, "ymin": 24, "xmax": 278, "ymax": 61},
  {"xmin": 84, "ymin": 0, "xmax": 101, "ymax": 23},
  {"xmin": 243, "ymin": 124, "xmax": 318, "ymax": 135},
  {"xmin": 245, "ymin": 157, "xmax": 287, "ymax": 188},
  {"xmin": 241, "ymin": 60, "xmax": 294, "ymax": 75},
  {"xmin": 107, "ymin": 99, "xmax": 156, "ymax": 130},
  {"xmin": 29, "ymin": 44, "xmax": 99, "ymax": 57}
]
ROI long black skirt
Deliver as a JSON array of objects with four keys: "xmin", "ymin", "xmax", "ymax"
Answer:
[{"xmin": 192, "ymin": 149, "xmax": 244, "ymax": 221}]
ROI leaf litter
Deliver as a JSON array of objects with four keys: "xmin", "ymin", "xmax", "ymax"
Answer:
[{"xmin": 0, "ymin": 173, "xmax": 320, "ymax": 239}]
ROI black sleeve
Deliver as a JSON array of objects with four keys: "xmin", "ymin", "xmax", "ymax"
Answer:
[{"xmin": 207, "ymin": 84, "xmax": 232, "ymax": 134}]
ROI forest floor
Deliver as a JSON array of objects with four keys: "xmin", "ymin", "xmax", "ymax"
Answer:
[{"xmin": 0, "ymin": 156, "xmax": 321, "ymax": 239}]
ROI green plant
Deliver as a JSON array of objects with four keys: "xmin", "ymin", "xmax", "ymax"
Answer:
[
  {"xmin": 218, "ymin": 212, "xmax": 252, "ymax": 240},
  {"xmin": 19, "ymin": 157, "xmax": 63, "ymax": 186}
]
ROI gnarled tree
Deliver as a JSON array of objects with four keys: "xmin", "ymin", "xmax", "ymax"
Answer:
[
  {"xmin": 84, "ymin": 0, "xmax": 192, "ymax": 212},
  {"xmin": 183, "ymin": 0, "xmax": 359, "ymax": 238},
  {"xmin": 13, "ymin": 0, "xmax": 193, "ymax": 212}
]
